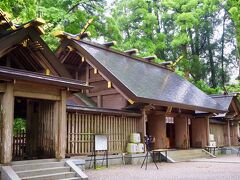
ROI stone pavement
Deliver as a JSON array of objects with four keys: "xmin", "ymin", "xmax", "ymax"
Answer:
[{"xmin": 86, "ymin": 155, "xmax": 240, "ymax": 180}]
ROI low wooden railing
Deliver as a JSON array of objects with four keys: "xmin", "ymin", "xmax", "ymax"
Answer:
[{"xmin": 13, "ymin": 130, "xmax": 27, "ymax": 159}]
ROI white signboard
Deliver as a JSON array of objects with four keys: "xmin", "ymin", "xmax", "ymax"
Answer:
[{"xmin": 95, "ymin": 134, "xmax": 108, "ymax": 151}]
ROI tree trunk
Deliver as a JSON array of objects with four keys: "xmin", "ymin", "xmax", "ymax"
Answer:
[
  {"xmin": 220, "ymin": 12, "xmax": 226, "ymax": 86},
  {"xmin": 206, "ymin": 20, "xmax": 217, "ymax": 88}
]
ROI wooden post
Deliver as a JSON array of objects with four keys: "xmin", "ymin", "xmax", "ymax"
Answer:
[
  {"xmin": 206, "ymin": 116, "xmax": 210, "ymax": 146},
  {"xmin": 57, "ymin": 90, "xmax": 67, "ymax": 159},
  {"xmin": 237, "ymin": 122, "xmax": 240, "ymax": 137},
  {"xmin": 227, "ymin": 120, "xmax": 231, "ymax": 146},
  {"xmin": 1, "ymin": 83, "xmax": 14, "ymax": 164},
  {"xmin": 139, "ymin": 109, "xmax": 147, "ymax": 138},
  {"xmin": 53, "ymin": 101, "xmax": 59, "ymax": 158}
]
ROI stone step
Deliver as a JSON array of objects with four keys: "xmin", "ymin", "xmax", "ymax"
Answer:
[
  {"xmin": 21, "ymin": 172, "xmax": 76, "ymax": 180},
  {"xmin": 168, "ymin": 153, "xmax": 205, "ymax": 158},
  {"xmin": 12, "ymin": 159, "xmax": 58, "ymax": 165},
  {"xmin": 12, "ymin": 162, "xmax": 65, "ymax": 171},
  {"xmin": 17, "ymin": 167, "xmax": 70, "ymax": 178},
  {"xmin": 171, "ymin": 156, "xmax": 206, "ymax": 162},
  {"xmin": 166, "ymin": 149, "xmax": 209, "ymax": 162},
  {"xmin": 58, "ymin": 177, "xmax": 81, "ymax": 180}
]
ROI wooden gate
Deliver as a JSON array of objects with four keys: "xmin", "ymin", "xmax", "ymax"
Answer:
[
  {"xmin": 12, "ymin": 100, "xmax": 55, "ymax": 160},
  {"xmin": 66, "ymin": 112, "xmax": 140, "ymax": 155},
  {"xmin": 13, "ymin": 130, "xmax": 27, "ymax": 160}
]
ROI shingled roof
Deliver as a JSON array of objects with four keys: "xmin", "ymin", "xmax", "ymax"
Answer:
[{"xmin": 63, "ymin": 39, "xmax": 226, "ymax": 113}]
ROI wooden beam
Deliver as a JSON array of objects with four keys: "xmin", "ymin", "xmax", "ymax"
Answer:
[
  {"xmin": 102, "ymin": 41, "xmax": 117, "ymax": 48},
  {"xmin": 124, "ymin": 49, "xmax": 138, "ymax": 56},
  {"xmin": 143, "ymin": 55, "xmax": 157, "ymax": 62},
  {"xmin": 0, "ymin": 46, "xmax": 17, "ymax": 59},
  {"xmin": 1, "ymin": 83, "xmax": 14, "ymax": 164},
  {"xmin": 87, "ymin": 89, "xmax": 118, "ymax": 97},
  {"xmin": 28, "ymin": 28, "xmax": 72, "ymax": 78},
  {"xmin": 0, "ymin": 28, "xmax": 28, "ymax": 57},
  {"xmin": 97, "ymin": 95, "xmax": 102, "ymax": 108},
  {"xmin": 14, "ymin": 91, "xmax": 60, "ymax": 100},
  {"xmin": 55, "ymin": 39, "xmax": 70, "ymax": 58},
  {"xmin": 166, "ymin": 106, "xmax": 173, "ymax": 114}
]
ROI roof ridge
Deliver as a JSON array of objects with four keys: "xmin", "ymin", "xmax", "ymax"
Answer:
[{"xmin": 74, "ymin": 39, "xmax": 174, "ymax": 72}]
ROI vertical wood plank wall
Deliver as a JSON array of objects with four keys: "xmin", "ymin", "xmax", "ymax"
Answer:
[
  {"xmin": 66, "ymin": 112, "xmax": 140, "ymax": 155},
  {"xmin": 26, "ymin": 100, "xmax": 55, "ymax": 159},
  {"xmin": 37, "ymin": 101, "xmax": 54, "ymax": 157}
]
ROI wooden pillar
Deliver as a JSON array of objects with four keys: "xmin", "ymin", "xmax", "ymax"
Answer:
[
  {"xmin": 174, "ymin": 115, "xmax": 189, "ymax": 149},
  {"xmin": 237, "ymin": 122, "xmax": 240, "ymax": 137},
  {"xmin": 53, "ymin": 101, "xmax": 59, "ymax": 158},
  {"xmin": 139, "ymin": 109, "xmax": 147, "ymax": 138},
  {"xmin": 227, "ymin": 120, "xmax": 231, "ymax": 146},
  {"xmin": 206, "ymin": 116, "xmax": 210, "ymax": 146},
  {"xmin": 57, "ymin": 90, "xmax": 67, "ymax": 159},
  {"xmin": 1, "ymin": 83, "xmax": 14, "ymax": 164}
]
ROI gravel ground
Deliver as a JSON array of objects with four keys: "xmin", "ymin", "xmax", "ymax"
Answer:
[{"xmin": 86, "ymin": 155, "xmax": 240, "ymax": 180}]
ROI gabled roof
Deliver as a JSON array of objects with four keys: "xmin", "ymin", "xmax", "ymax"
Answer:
[
  {"xmin": 65, "ymin": 39, "xmax": 226, "ymax": 113},
  {"xmin": 211, "ymin": 94, "xmax": 235, "ymax": 110},
  {"xmin": 210, "ymin": 94, "xmax": 240, "ymax": 119},
  {"xmin": 0, "ymin": 12, "xmax": 71, "ymax": 78}
]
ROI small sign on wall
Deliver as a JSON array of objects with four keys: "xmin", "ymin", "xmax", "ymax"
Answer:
[{"xmin": 95, "ymin": 134, "xmax": 108, "ymax": 151}]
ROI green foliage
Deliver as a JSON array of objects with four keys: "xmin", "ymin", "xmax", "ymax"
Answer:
[
  {"xmin": 1, "ymin": 0, "xmax": 108, "ymax": 49},
  {"xmin": 225, "ymin": 82, "xmax": 240, "ymax": 92},
  {"xmin": 193, "ymin": 80, "xmax": 222, "ymax": 94},
  {"xmin": 0, "ymin": 0, "xmax": 239, "ymax": 92},
  {"xmin": 14, "ymin": 118, "xmax": 26, "ymax": 134}
]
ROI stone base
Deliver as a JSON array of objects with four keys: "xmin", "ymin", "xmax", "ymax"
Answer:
[{"xmin": 70, "ymin": 153, "xmax": 152, "ymax": 169}]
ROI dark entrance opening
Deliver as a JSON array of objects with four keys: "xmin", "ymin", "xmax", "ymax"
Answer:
[
  {"xmin": 166, "ymin": 123, "xmax": 175, "ymax": 148},
  {"xmin": 13, "ymin": 97, "xmax": 55, "ymax": 161}
]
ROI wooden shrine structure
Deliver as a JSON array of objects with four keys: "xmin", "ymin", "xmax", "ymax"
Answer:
[
  {"xmin": 209, "ymin": 94, "xmax": 240, "ymax": 146},
  {"xmin": 55, "ymin": 32, "xmax": 227, "ymax": 154}
]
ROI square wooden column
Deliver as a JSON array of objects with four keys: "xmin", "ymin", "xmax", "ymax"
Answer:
[
  {"xmin": 227, "ymin": 120, "xmax": 231, "ymax": 146},
  {"xmin": 139, "ymin": 109, "xmax": 147, "ymax": 137},
  {"xmin": 1, "ymin": 83, "xmax": 14, "ymax": 164},
  {"xmin": 54, "ymin": 90, "xmax": 67, "ymax": 159}
]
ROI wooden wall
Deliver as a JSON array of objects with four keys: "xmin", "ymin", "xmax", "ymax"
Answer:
[
  {"xmin": 66, "ymin": 112, "xmax": 140, "ymax": 155},
  {"xmin": 210, "ymin": 122, "xmax": 239, "ymax": 147},
  {"xmin": 191, "ymin": 117, "xmax": 209, "ymax": 148},
  {"xmin": 210, "ymin": 123, "xmax": 226, "ymax": 146},
  {"xmin": 76, "ymin": 63, "xmax": 128, "ymax": 109},
  {"xmin": 26, "ymin": 100, "xmax": 55, "ymax": 158},
  {"xmin": 231, "ymin": 124, "xmax": 238, "ymax": 146}
]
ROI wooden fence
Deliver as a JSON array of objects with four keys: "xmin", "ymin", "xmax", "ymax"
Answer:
[
  {"xmin": 13, "ymin": 130, "xmax": 27, "ymax": 159},
  {"xmin": 66, "ymin": 112, "xmax": 140, "ymax": 155}
]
